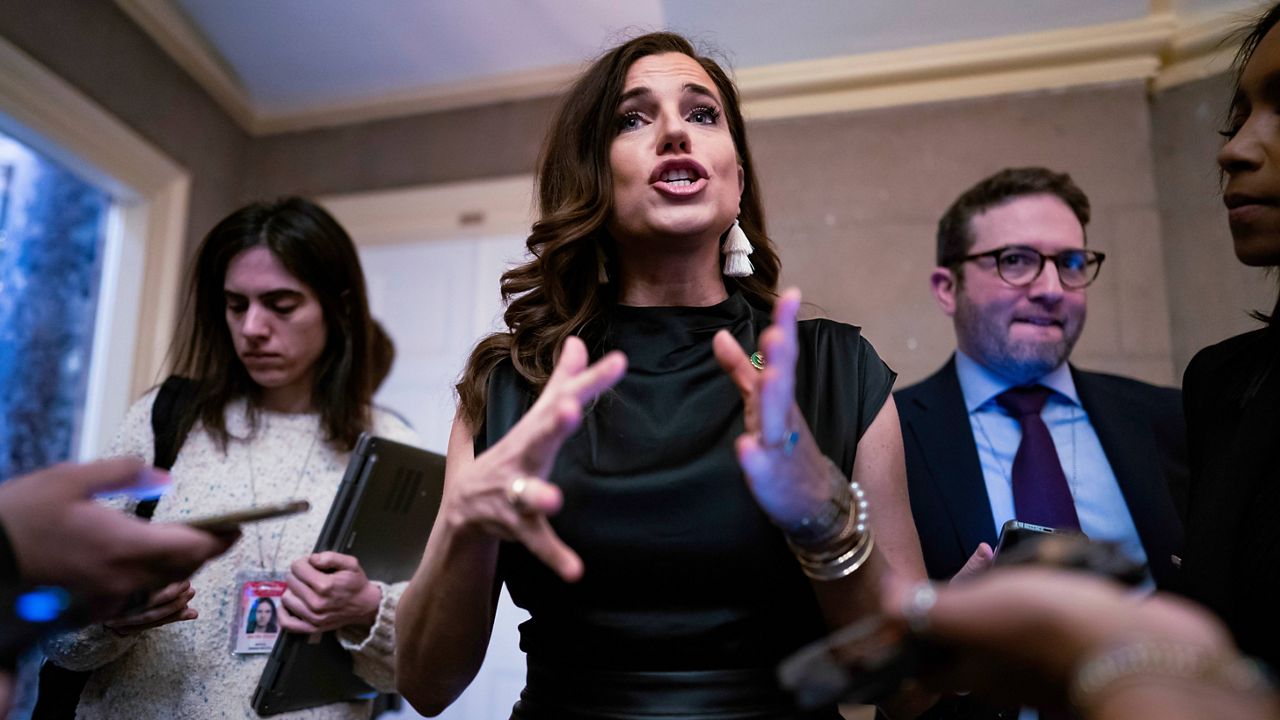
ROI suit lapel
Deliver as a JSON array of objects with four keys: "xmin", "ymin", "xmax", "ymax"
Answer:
[
  {"xmin": 904, "ymin": 359, "xmax": 1000, "ymax": 555},
  {"xmin": 1074, "ymin": 368, "xmax": 1182, "ymax": 586}
]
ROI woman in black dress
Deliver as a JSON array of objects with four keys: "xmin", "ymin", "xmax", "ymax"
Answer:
[
  {"xmin": 397, "ymin": 32, "xmax": 926, "ymax": 719},
  {"xmin": 1181, "ymin": 1, "xmax": 1280, "ymax": 674}
]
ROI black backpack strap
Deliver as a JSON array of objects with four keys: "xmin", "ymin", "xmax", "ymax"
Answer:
[{"xmin": 136, "ymin": 376, "xmax": 195, "ymax": 521}]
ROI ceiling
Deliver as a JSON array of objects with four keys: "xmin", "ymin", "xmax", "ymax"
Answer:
[{"xmin": 120, "ymin": 0, "xmax": 1264, "ymax": 134}]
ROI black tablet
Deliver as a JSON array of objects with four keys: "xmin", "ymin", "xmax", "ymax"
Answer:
[{"xmin": 252, "ymin": 433, "xmax": 444, "ymax": 716}]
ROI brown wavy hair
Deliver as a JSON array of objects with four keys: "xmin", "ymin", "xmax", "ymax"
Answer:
[
  {"xmin": 456, "ymin": 32, "xmax": 780, "ymax": 429},
  {"xmin": 169, "ymin": 197, "xmax": 375, "ymax": 451}
]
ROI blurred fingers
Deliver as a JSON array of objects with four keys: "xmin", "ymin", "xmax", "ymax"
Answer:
[
  {"xmin": 503, "ymin": 476, "xmax": 563, "ymax": 517},
  {"xmin": 63, "ymin": 457, "xmax": 149, "ymax": 498},
  {"xmin": 105, "ymin": 587, "xmax": 197, "ymax": 631},
  {"xmin": 712, "ymin": 330, "xmax": 757, "ymax": 397},
  {"xmin": 517, "ymin": 517, "xmax": 584, "ymax": 583},
  {"xmin": 951, "ymin": 543, "xmax": 995, "ymax": 584}
]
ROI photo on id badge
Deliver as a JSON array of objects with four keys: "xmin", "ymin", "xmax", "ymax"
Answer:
[{"xmin": 233, "ymin": 576, "xmax": 286, "ymax": 654}]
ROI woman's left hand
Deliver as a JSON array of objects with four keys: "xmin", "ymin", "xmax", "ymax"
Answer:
[
  {"xmin": 713, "ymin": 287, "xmax": 835, "ymax": 528},
  {"xmin": 279, "ymin": 551, "xmax": 382, "ymax": 633}
]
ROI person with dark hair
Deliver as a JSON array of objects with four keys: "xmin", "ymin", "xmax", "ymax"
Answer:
[
  {"xmin": 245, "ymin": 597, "xmax": 278, "ymax": 635},
  {"xmin": 1182, "ymin": 0, "xmax": 1280, "ymax": 674},
  {"xmin": 895, "ymin": 167, "xmax": 1187, "ymax": 717},
  {"xmin": 42, "ymin": 197, "xmax": 419, "ymax": 718},
  {"xmin": 369, "ymin": 320, "xmax": 396, "ymax": 393},
  {"xmin": 397, "ymin": 31, "xmax": 927, "ymax": 720}
]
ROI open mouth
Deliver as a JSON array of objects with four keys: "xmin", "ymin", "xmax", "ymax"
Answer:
[
  {"xmin": 650, "ymin": 159, "xmax": 709, "ymax": 196},
  {"xmin": 659, "ymin": 167, "xmax": 699, "ymax": 187}
]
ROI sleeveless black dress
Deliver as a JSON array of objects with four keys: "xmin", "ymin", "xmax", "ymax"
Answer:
[{"xmin": 476, "ymin": 293, "xmax": 895, "ymax": 720}]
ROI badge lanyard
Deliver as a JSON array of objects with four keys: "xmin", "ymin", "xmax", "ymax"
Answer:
[{"xmin": 230, "ymin": 417, "xmax": 319, "ymax": 655}]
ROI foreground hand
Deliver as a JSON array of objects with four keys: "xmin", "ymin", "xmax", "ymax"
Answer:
[
  {"xmin": 444, "ymin": 336, "xmax": 626, "ymax": 583},
  {"xmin": 884, "ymin": 569, "xmax": 1233, "ymax": 707},
  {"xmin": 0, "ymin": 458, "xmax": 238, "ymax": 620},
  {"xmin": 103, "ymin": 580, "xmax": 197, "ymax": 635},
  {"xmin": 951, "ymin": 543, "xmax": 994, "ymax": 583},
  {"xmin": 279, "ymin": 552, "xmax": 382, "ymax": 633},
  {"xmin": 713, "ymin": 288, "xmax": 832, "ymax": 527}
]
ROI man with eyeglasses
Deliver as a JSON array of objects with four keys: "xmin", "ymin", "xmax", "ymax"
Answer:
[
  {"xmin": 898, "ymin": 166, "xmax": 1186, "ymax": 585},
  {"xmin": 896, "ymin": 167, "xmax": 1187, "ymax": 717}
]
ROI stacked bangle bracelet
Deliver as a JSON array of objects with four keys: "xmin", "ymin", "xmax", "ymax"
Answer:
[{"xmin": 783, "ymin": 458, "xmax": 875, "ymax": 581}]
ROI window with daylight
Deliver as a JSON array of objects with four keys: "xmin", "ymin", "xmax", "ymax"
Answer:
[{"xmin": 0, "ymin": 129, "xmax": 112, "ymax": 481}]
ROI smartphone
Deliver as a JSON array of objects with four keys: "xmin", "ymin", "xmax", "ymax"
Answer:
[
  {"xmin": 992, "ymin": 519, "xmax": 1058, "ymax": 564},
  {"xmin": 184, "ymin": 499, "xmax": 310, "ymax": 532}
]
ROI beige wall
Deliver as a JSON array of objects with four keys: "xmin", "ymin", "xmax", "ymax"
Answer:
[
  {"xmin": 242, "ymin": 97, "xmax": 559, "ymax": 200},
  {"xmin": 1150, "ymin": 73, "xmax": 1276, "ymax": 380},
  {"xmin": 239, "ymin": 81, "xmax": 1189, "ymax": 389},
  {"xmin": 753, "ymin": 82, "xmax": 1174, "ymax": 387},
  {"xmin": 3, "ymin": 2, "xmax": 1272, "ymax": 393}
]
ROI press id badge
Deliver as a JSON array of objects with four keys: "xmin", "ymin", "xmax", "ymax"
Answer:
[{"xmin": 231, "ymin": 571, "xmax": 287, "ymax": 655}]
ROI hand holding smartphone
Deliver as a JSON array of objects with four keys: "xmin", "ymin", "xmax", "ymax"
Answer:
[
  {"xmin": 992, "ymin": 520, "xmax": 1059, "ymax": 565},
  {"xmin": 184, "ymin": 500, "xmax": 310, "ymax": 532}
]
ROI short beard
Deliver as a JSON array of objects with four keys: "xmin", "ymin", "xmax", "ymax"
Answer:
[{"xmin": 954, "ymin": 295, "xmax": 1077, "ymax": 386}]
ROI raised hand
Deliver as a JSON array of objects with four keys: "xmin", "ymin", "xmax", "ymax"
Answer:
[
  {"xmin": 443, "ymin": 336, "xmax": 627, "ymax": 582},
  {"xmin": 712, "ymin": 288, "xmax": 835, "ymax": 528}
]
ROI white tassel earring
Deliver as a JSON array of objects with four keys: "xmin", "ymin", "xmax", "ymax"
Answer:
[
  {"xmin": 722, "ymin": 219, "xmax": 754, "ymax": 277},
  {"xmin": 596, "ymin": 241, "xmax": 609, "ymax": 284}
]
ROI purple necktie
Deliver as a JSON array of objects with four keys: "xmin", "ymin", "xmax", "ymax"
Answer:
[{"xmin": 995, "ymin": 385, "xmax": 1081, "ymax": 531}]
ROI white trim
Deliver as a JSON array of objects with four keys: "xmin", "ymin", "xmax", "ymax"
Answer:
[
  {"xmin": 113, "ymin": 0, "xmax": 257, "ymax": 131},
  {"xmin": 738, "ymin": 16, "xmax": 1172, "ymax": 120},
  {"xmin": 254, "ymin": 63, "xmax": 583, "ymax": 135},
  {"xmin": 318, "ymin": 175, "xmax": 536, "ymax": 247},
  {"xmin": 0, "ymin": 35, "xmax": 190, "ymax": 458},
  {"xmin": 122, "ymin": 3, "xmax": 1266, "ymax": 133}
]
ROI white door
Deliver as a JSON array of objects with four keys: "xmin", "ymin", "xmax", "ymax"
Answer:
[{"xmin": 325, "ymin": 178, "xmax": 536, "ymax": 719}]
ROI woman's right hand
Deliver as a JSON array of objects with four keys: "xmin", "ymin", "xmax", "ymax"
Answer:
[
  {"xmin": 442, "ymin": 336, "xmax": 626, "ymax": 583},
  {"xmin": 102, "ymin": 580, "xmax": 198, "ymax": 635}
]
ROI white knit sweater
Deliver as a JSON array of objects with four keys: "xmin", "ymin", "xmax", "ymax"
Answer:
[{"xmin": 43, "ymin": 390, "xmax": 421, "ymax": 719}]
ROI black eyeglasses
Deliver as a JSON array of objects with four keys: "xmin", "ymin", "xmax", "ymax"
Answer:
[{"xmin": 951, "ymin": 245, "xmax": 1106, "ymax": 290}]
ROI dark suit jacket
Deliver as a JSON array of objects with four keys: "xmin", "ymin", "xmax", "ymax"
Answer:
[
  {"xmin": 896, "ymin": 356, "xmax": 1187, "ymax": 588},
  {"xmin": 889, "ymin": 358, "xmax": 1187, "ymax": 720}
]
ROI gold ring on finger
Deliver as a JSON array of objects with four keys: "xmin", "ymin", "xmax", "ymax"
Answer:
[{"xmin": 506, "ymin": 477, "xmax": 536, "ymax": 514}]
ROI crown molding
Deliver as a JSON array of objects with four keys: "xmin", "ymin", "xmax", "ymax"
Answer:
[
  {"xmin": 117, "ymin": 2, "xmax": 1266, "ymax": 135},
  {"xmin": 113, "ymin": 0, "xmax": 257, "ymax": 130},
  {"xmin": 1154, "ymin": 1, "xmax": 1268, "ymax": 91},
  {"xmin": 253, "ymin": 62, "xmax": 584, "ymax": 134},
  {"xmin": 737, "ymin": 15, "xmax": 1173, "ymax": 120}
]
